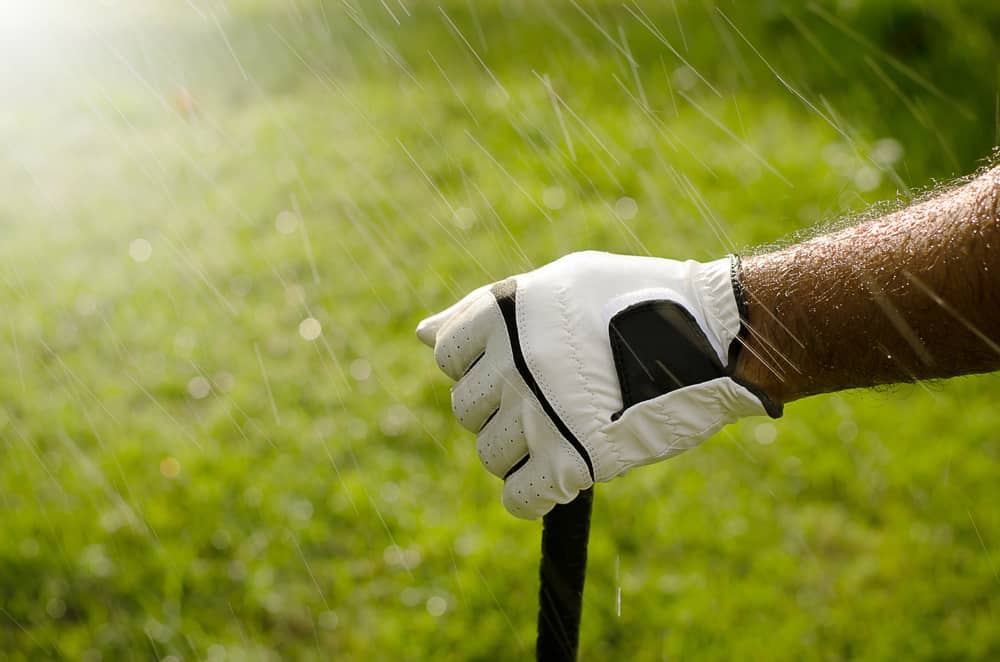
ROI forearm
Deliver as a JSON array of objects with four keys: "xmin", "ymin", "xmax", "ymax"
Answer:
[{"xmin": 733, "ymin": 166, "xmax": 1000, "ymax": 404}]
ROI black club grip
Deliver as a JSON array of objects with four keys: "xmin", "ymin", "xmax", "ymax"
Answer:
[{"xmin": 536, "ymin": 487, "xmax": 594, "ymax": 662}]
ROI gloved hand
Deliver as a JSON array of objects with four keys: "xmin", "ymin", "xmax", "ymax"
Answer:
[{"xmin": 417, "ymin": 251, "xmax": 781, "ymax": 519}]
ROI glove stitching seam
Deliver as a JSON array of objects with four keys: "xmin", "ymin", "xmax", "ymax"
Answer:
[
  {"xmin": 557, "ymin": 284, "xmax": 610, "ymax": 481},
  {"xmin": 519, "ymin": 285, "xmax": 591, "ymax": 486}
]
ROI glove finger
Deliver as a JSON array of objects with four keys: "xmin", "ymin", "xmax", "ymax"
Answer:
[
  {"xmin": 476, "ymin": 405, "xmax": 528, "ymax": 479},
  {"xmin": 450, "ymin": 351, "xmax": 503, "ymax": 433},
  {"xmin": 416, "ymin": 283, "xmax": 492, "ymax": 348},
  {"xmin": 501, "ymin": 451, "xmax": 590, "ymax": 520},
  {"xmin": 433, "ymin": 292, "xmax": 499, "ymax": 380}
]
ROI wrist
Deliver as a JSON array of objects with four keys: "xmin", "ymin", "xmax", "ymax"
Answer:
[
  {"xmin": 729, "ymin": 254, "xmax": 792, "ymax": 410},
  {"xmin": 732, "ymin": 331, "xmax": 786, "ymax": 405}
]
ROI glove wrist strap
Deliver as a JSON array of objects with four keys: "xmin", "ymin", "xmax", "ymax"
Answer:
[{"xmin": 728, "ymin": 254, "xmax": 783, "ymax": 418}]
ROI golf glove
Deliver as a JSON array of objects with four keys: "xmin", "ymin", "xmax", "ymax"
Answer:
[{"xmin": 417, "ymin": 251, "xmax": 781, "ymax": 519}]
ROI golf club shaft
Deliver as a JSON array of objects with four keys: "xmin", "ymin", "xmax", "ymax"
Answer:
[{"xmin": 536, "ymin": 487, "xmax": 594, "ymax": 662}]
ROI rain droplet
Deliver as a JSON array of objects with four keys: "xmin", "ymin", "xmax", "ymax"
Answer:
[
  {"xmin": 290, "ymin": 498, "xmax": 313, "ymax": 521},
  {"xmin": 672, "ymin": 65, "xmax": 697, "ymax": 91},
  {"xmin": 299, "ymin": 317, "xmax": 322, "ymax": 341},
  {"xmin": 160, "ymin": 457, "xmax": 181, "ymax": 479},
  {"xmin": 187, "ymin": 376, "xmax": 211, "ymax": 399},
  {"xmin": 485, "ymin": 84, "xmax": 510, "ymax": 108},
  {"xmin": 542, "ymin": 186, "xmax": 566, "ymax": 210},
  {"xmin": 854, "ymin": 165, "xmax": 881, "ymax": 192},
  {"xmin": 211, "ymin": 529, "xmax": 231, "ymax": 550},
  {"xmin": 350, "ymin": 358, "xmax": 372, "ymax": 381},
  {"xmin": 207, "ymin": 644, "xmax": 227, "ymax": 661},
  {"xmin": 174, "ymin": 329, "xmax": 196, "ymax": 356},
  {"xmin": 20, "ymin": 538, "xmax": 39, "ymax": 558},
  {"xmin": 214, "ymin": 371, "xmax": 235, "ymax": 392},
  {"xmin": 838, "ymin": 420, "xmax": 858, "ymax": 442},
  {"xmin": 454, "ymin": 532, "xmax": 479, "ymax": 556},
  {"xmin": 379, "ymin": 404, "xmax": 412, "ymax": 436},
  {"xmin": 452, "ymin": 207, "xmax": 476, "ymax": 229},
  {"xmin": 46, "ymin": 598, "xmax": 66, "ymax": 619},
  {"xmin": 243, "ymin": 486, "xmax": 263, "ymax": 507},
  {"xmin": 275, "ymin": 210, "xmax": 299, "ymax": 234},
  {"xmin": 872, "ymin": 138, "xmax": 903, "ymax": 165},
  {"xmin": 129, "ymin": 238, "xmax": 152, "ymax": 263},
  {"xmin": 275, "ymin": 157, "xmax": 299, "ymax": 185},
  {"xmin": 380, "ymin": 481, "xmax": 400, "ymax": 503},
  {"xmin": 384, "ymin": 544, "xmax": 403, "ymax": 566},
  {"xmin": 75, "ymin": 294, "xmax": 98, "ymax": 316},
  {"xmin": 754, "ymin": 423, "xmax": 777, "ymax": 445},
  {"xmin": 426, "ymin": 595, "xmax": 448, "ymax": 617},
  {"xmin": 227, "ymin": 560, "xmax": 246, "ymax": 582},
  {"xmin": 285, "ymin": 284, "xmax": 306, "ymax": 305},
  {"xmin": 402, "ymin": 547, "xmax": 422, "ymax": 569},
  {"xmin": 614, "ymin": 196, "xmax": 638, "ymax": 219}
]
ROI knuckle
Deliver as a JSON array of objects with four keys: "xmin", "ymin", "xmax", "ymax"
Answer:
[
  {"xmin": 476, "ymin": 432, "xmax": 503, "ymax": 473},
  {"xmin": 476, "ymin": 437, "xmax": 498, "ymax": 473},
  {"xmin": 450, "ymin": 387, "xmax": 475, "ymax": 430},
  {"xmin": 434, "ymin": 339, "xmax": 459, "ymax": 378}
]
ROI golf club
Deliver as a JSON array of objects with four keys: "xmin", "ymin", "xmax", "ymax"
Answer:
[{"xmin": 536, "ymin": 487, "xmax": 594, "ymax": 662}]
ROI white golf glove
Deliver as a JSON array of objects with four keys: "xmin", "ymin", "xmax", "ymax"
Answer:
[{"xmin": 417, "ymin": 251, "xmax": 780, "ymax": 519}]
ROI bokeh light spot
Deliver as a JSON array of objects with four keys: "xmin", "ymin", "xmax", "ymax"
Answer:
[
  {"xmin": 129, "ymin": 238, "xmax": 152, "ymax": 263},
  {"xmin": 299, "ymin": 317, "xmax": 322, "ymax": 340},
  {"xmin": 160, "ymin": 457, "xmax": 181, "ymax": 479}
]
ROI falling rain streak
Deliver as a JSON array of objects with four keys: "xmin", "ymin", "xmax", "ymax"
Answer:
[{"xmin": 0, "ymin": 1, "xmax": 996, "ymax": 659}]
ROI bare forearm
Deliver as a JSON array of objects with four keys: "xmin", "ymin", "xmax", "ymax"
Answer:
[{"xmin": 733, "ymin": 166, "xmax": 1000, "ymax": 404}]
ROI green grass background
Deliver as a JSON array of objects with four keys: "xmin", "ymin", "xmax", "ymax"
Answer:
[{"xmin": 0, "ymin": 0, "xmax": 998, "ymax": 659}]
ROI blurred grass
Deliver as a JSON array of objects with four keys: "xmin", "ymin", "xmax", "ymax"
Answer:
[{"xmin": 0, "ymin": 0, "xmax": 998, "ymax": 659}]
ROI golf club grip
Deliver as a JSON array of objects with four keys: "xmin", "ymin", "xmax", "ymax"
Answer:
[{"xmin": 536, "ymin": 487, "xmax": 594, "ymax": 662}]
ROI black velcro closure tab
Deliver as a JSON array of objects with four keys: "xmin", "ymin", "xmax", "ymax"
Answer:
[{"xmin": 609, "ymin": 300, "xmax": 725, "ymax": 418}]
